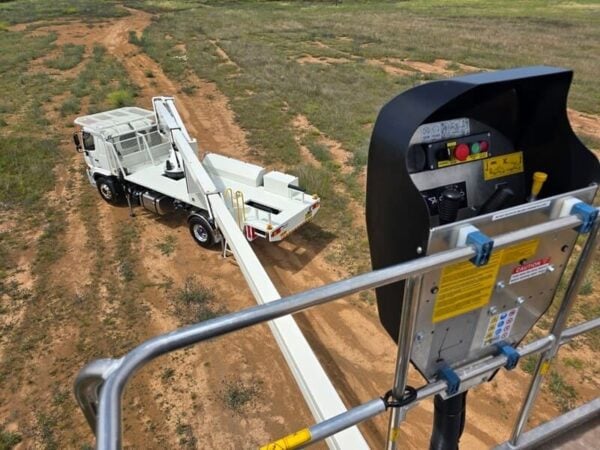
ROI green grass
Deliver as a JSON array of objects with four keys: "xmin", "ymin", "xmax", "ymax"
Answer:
[
  {"xmin": 173, "ymin": 277, "xmax": 224, "ymax": 324},
  {"xmin": 115, "ymin": 221, "xmax": 139, "ymax": 282},
  {"xmin": 563, "ymin": 357, "xmax": 584, "ymax": 370},
  {"xmin": 0, "ymin": 137, "xmax": 60, "ymax": 208},
  {"xmin": 519, "ymin": 355, "xmax": 538, "ymax": 375},
  {"xmin": 45, "ymin": 44, "xmax": 85, "ymax": 70},
  {"xmin": 68, "ymin": 45, "xmax": 138, "ymax": 113},
  {"xmin": 220, "ymin": 378, "xmax": 261, "ymax": 413},
  {"xmin": 0, "ymin": 0, "xmax": 127, "ymax": 25},
  {"xmin": 156, "ymin": 234, "xmax": 177, "ymax": 256},
  {"xmin": 175, "ymin": 419, "xmax": 198, "ymax": 449},
  {"xmin": 579, "ymin": 279, "xmax": 593, "ymax": 296},
  {"xmin": 0, "ymin": 426, "xmax": 22, "ymax": 450},
  {"xmin": 547, "ymin": 370, "xmax": 578, "ymax": 413},
  {"xmin": 59, "ymin": 96, "xmax": 80, "ymax": 116}
]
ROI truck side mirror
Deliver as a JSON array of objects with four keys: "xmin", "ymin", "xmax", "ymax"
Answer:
[{"xmin": 73, "ymin": 133, "xmax": 82, "ymax": 153}]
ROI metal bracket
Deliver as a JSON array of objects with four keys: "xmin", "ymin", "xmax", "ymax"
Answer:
[
  {"xmin": 495, "ymin": 341, "xmax": 520, "ymax": 370},
  {"xmin": 466, "ymin": 230, "xmax": 494, "ymax": 266},
  {"xmin": 437, "ymin": 366, "xmax": 460, "ymax": 396},
  {"xmin": 570, "ymin": 202, "xmax": 598, "ymax": 234}
]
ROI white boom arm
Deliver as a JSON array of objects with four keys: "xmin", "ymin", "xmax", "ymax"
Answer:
[{"xmin": 152, "ymin": 97, "xmax": 368, "ymax": 449}]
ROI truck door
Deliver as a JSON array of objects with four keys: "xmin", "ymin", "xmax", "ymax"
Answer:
[{"xmin": 83, "ymin": 132, "xmax": 112, "ymax": 173}]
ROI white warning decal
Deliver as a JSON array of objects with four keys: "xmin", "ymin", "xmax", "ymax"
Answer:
[{"xmin": 509, "ymin": 257, "xmax": 551, "ymax": 285}]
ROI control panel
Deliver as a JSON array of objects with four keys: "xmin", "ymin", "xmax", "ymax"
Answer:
[
  {"xmin": 408, "ymin": 118, "xmax": 525, "ymax": 226},
  {"xmin": 367, "ymin": 66, "xmax": 600, "ymax": 385}
]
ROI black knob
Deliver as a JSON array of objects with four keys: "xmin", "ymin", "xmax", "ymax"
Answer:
[{"xmin": 438, "ymin": 188, "xmax": 462, "ymax": 225}]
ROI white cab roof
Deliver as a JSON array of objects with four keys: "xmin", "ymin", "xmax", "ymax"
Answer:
[{"xmin": 74, "ymin": 107, "xmax": 156, "ymax": 138}]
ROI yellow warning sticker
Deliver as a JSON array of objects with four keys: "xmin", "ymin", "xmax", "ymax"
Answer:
[
  {"xmin": 483, "ymin": 151, "xmax": 524, "ymax": 180},
  {"xmin": 260, "ymin": 428, "xmax": 311, "ymax": 450},
  {"xmin": 540, "ymin": 360, "xmax": 551, "ymax": 375},
  {"xmin": 433, "ymin": 251, "xmax": 503, "ymax": 323},
  {"xmin": 500, "ymin": 239, "xmax": 539, "ymax": 265}
]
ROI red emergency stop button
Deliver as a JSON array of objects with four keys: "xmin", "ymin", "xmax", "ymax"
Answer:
[{"xmin": 454, "ymin": 143, "xmax": 470, "ymax": 161}]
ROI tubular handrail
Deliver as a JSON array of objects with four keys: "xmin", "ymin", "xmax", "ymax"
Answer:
[{"xmin": 74, "ymin": 210, "xmax": 598, "ymax": 449}]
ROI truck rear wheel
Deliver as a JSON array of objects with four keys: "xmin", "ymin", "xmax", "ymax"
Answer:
[
  {"xmin": 96, "ymin": 177, "xmax": 123, "ymax": 205},
  {"xmin": 188, "ymin": 215, "xmax": 215, "ymax": 248}
]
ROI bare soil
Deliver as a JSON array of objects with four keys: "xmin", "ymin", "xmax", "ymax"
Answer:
[{"xmin": 2, "ymin": 7, "xmax": 599, "ymax": 450}]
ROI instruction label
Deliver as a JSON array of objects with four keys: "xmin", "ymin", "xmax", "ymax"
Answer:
[
  {"xmin": 432, "ymin": 239, "xmax": 543, "ymax": 323},
  {"xmin": 483, "ymin": 151, "xmax": 524, "ymax": 180},
  {"xmin": 492, "ymin": 200, "xmax": 551, "ymax": 221},
  {"xmin": 484, "ymin": 307, "xmax": 519, "ymax": 346},
  {"xmin": 500, "ymin": 239, "xmax": 539, "ymax": 265},
  {"xmin": 433, "ymin": 252, "xmax": 502, "ymax": 323},
  {"xmin": 509, "ymin": 257, "xmax": 551, "ymax": 285}
]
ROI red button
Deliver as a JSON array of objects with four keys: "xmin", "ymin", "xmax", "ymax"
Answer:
[
  {"xmin": 479, "ymin": 140, "xmax": 489, "ymax": 152},
  {"xmin": 454, "ymin": 143, "xmax": 470, "ymax": 161}
]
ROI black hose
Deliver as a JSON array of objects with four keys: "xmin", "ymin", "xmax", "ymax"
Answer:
[{"xmin": 429, "ymin": 392, "xmax": 467, "ymax": 450}]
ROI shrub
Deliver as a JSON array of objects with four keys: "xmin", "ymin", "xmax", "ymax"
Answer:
[{"xmin": 106, "ymin": 90, "xmax": 134, "ymax": 108}]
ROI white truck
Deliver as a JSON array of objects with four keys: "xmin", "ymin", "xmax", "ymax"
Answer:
[{"xmin": 72, "ymin": 97, "xmax": 320, "ymax": 248}]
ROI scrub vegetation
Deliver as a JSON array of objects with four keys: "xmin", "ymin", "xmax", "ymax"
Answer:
[{"xmin": 0, "ymin": 0, "xmax": 598, "ymax": 448}]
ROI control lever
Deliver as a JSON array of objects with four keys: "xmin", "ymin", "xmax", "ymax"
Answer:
[
  {"xmin": 479, "ymin": 186, "xmax": 515, "ymax": 215},
  {"xmin": 438, "ymin": 189, "xmax": 462, "ymax": 225},
  {"xmin": 527, "ymin": 171, "xmax": 548, "ymax": 202}
]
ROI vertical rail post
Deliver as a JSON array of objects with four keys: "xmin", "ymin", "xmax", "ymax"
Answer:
[
  {"xmin": 387, "ymin": 276, "xmax": 422, "ymax": 450},
  {"xmin": 509, "ymin": 219, "xmax": 600, "ymax": 445}
]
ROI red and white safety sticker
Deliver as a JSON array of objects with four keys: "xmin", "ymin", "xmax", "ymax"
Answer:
[{"xmin": 509, "ymin": 257, "xmax": 551, "ymax": 285}]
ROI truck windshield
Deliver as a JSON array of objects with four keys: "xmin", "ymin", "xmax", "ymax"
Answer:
[{"xmin": 83, "ymin": 132, "xmax": 95, "ymax": 151}]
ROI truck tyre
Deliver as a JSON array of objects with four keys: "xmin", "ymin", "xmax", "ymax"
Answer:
[
  {"xmin": 188, "ymin": 215, "xmax": 215, "ymax": 248},
  {"xmin": 96, "ymin": 177, "xmax": 123, "ymax": 205}
]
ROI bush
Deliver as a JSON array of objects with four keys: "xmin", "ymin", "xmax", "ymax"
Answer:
[
  {"xmin": 59, "ymin": 96, "xmax": 80, "ymax": 116},
  {"xmin": 106, "ymin": 90, "xmax": 135, "ymax": 108},
  {"xmin": 173, "ymin": 277, "xmax": 223, "ymax": 324}
]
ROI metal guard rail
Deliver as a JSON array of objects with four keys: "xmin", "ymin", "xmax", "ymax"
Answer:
[{"xmin": 74, "ymin": 210, "xmax": 599, "ymax": 449}]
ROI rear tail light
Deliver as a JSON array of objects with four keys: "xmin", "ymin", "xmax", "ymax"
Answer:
[{"xmin": 244, "ymin": 225, "xmax": 257, "ymax": 241}]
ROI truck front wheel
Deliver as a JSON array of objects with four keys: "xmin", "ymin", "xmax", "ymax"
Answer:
[
  {"xmin": 188, "ymin": 215, "xmax": 215, "ymax": 248},
  {"xmin": 96, "ymin": 177, "xmax": 123, "ymax": 205}
]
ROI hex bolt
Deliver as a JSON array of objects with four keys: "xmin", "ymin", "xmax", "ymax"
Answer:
[
  {"xmin": 431, "ymin": 286, "xmax": 439, "ymax": 294},
  {"xmin": 496, "ymin": 281, "xmax": 506, "ymax": 290},
  {"xmin": 415, "ymin": 332, "xmax": 424, "ymax": 343},
  {"xmin": 547, "ymin": 265, "xmax": 555, "ymax": 273},
  {"xmin": 416, "ymin": 246, "xmax": 423, "ymax": 254},
  {"xmin": 516, "ymin": 296, "xmax": 525, "ymax": 305},
  {"xmin": 488, "ymin": 306, "xmax": 498, "ymax": 316}
]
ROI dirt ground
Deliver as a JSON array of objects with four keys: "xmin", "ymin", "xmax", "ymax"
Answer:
[{"xmin": 2, "ymin": 6, "xmax": 599, "ymax": 450}]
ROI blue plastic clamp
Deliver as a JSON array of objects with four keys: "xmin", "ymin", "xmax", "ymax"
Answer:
[
  {"xmin": 437, "ymin": 366, "xmax": 460, "ymax": 396},
  {"xmin": 571, "ymin": 202, "xmax": 598, "ymax": 234},
  {"xmin": 495, "ymin": 341, "xmax": 520, "ymax": 370},
  {"xmin": 466, "ymin": 230, "xmax": 494, "ymax": 266}
]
